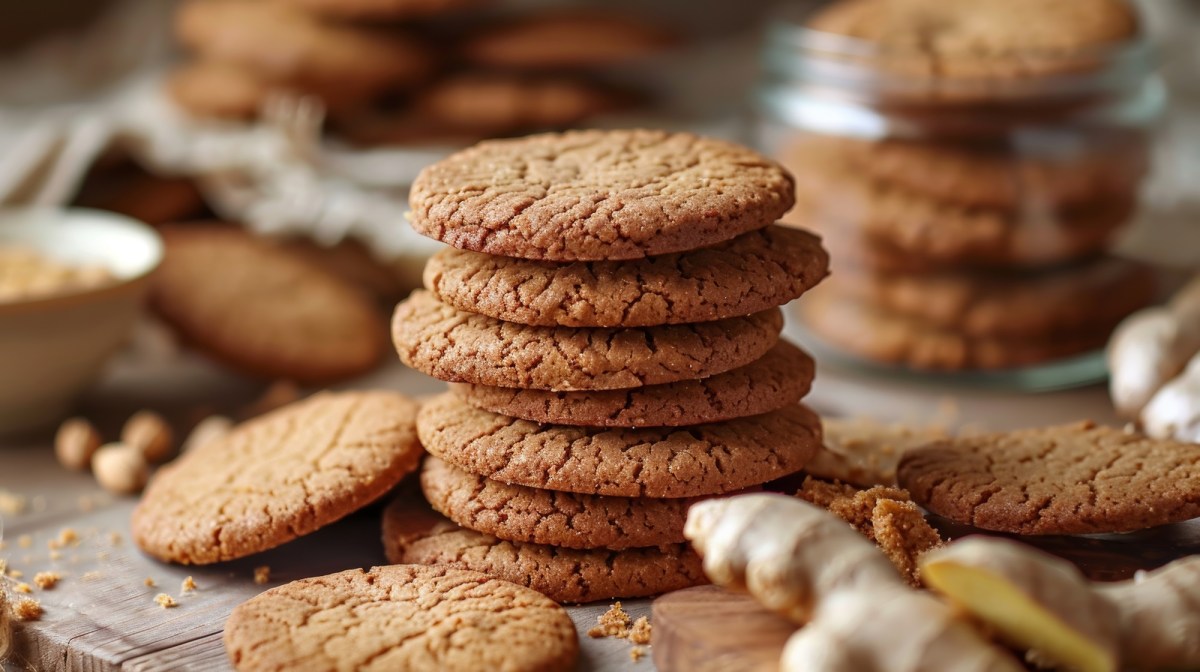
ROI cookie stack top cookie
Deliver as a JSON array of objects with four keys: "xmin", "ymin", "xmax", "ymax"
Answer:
[{"xmin": 389, "ymin": 129, "xmax": 830, "ymax": 602}]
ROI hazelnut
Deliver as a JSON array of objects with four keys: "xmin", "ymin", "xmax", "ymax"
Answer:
[
  {"xmin": 55, "ymin": 418, "xmax": 101, "ymax": 471},
  {"xmin": 121, "ymin": 411, "xmax": 174, "ymax": 464},
  {"xmin": 181, "ymin": 415, "xmax": 234, "ymax": 453},
  {"xmin": 91, "ymin": 443, "xmax": 149, "ymax": 495}
]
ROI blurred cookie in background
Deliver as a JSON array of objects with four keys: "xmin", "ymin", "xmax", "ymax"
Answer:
[
  {"xmin": 73, "ymin": 161, "xmax": 208, "ymax": 226},
  {"xmin": 278, "ymin": 0, "xmax": 492, "ymax": 22},
  {"xmin": 459, "ymin": 10, "xmax": 676, "ymax": 71}
]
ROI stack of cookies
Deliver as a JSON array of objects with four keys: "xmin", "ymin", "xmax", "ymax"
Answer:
[
  {"xmin": 386, "ymin": 129, "xmax": 830, "ymax": 602},
  {"xmin": 779, "ymin": 0, "xmax": 1156, "ymax": 371}
]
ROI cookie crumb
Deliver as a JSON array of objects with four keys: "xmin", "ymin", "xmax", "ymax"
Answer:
[
  {"xmin": 12, "ymin": 597, "xmax": 42, "ymax": 621},
  {"xmin": 48, "ymin": 528, "xmax": 79, "ymax": 550},
  {"xmin": 181, "ymin": 576, "xmax": 197, "ymax": 593},
  {"xmin": 588, "ymin": 602, "xmax": 631, "ymax": 639},
  {"xmin": 13, "ymin": 583, "xmax": 31, "ymax": 594},
  {"xmin": 629, "ymin": 616, "xmax": 652, "ymax": 645},
  {"xmin": 17, "ymin": 535, "xmax": 31, "ymax": 549},
  {"xmin": 0, "ymin": 489, "xmax": 27, "ymax": 515},
  {"xmin": 144, "ymin": 577, "xmax": 156, "ymax": 588},
  {"xmin": 630, "ymin": 647, "xmax": 646, "ymax": 662},
  {"xmin": 33, "ymin": 572, "xmax": 61, "ymax": 589},
  {"xmin": 254, "ymin": 566, "xmax": 270, "ymax": 585},
  {"xmin": 154, "ymin": 593, "xmax": 178, "ymax": 609}
]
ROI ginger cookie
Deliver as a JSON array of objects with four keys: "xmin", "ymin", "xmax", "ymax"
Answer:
[
  {"xmin": 805, "ymin": 417, "xmax": 950, "ymax": 487},
  {"xmin": 383, "ymin": 498, "xmax": 706, "ymax": 603},
  {"xmin": 800, "ymin": 290, "xmax": 1108, "ymax": 370},
  {"xmin": 830, "ymin": 256, "xmax": 1157, "ymax": 339},
  {"xmin": 166, "ymin": 62, "xmax": 269, "ymax": 120},
  {"xmin": 460, "ymin": 11, "xmax": 674, "ymax": 70},
  {"xmin": 279, "ymin": 0, "xmax": 488, "ymax": 21},
  {"xmin": 132, "ymin": 390, "xmax": 421, "ymax": 564},
  {"xmin": 393, "ymin": 290, "xmax": 782, "ymax": 391},
  {"xmin": 413, "ymin": 74, "xmax": 626, "ymax": 138},
  {"xmin": 417, "ymin": 393, "xmax": 821, "ymax": 498},
  {"xmin": 152, "ymin": 226, "xmax": 388, "ymax": 383},
  {"xmin": 175, "ymin": 0, "xmax": 434, "ymax": 101},
  {"xmin": 790, "ymin": 143, "xmax": 1131, "ymax": 269},
  {"xmin": 897, "ymin": 421, "xmax": 1200, "ymax": 535},
  {"xmin": 409, "ymin": 129, "xmax": 795, "ymax": 261},
  {"xmin": 841, "ymin": 137, "xmax": 1148, "ymax": 211},
  {"xmin": 807, "ymin": 0, "xmax": 1137, "ymax": 81},
  {"xmin": 73, "ymin": 163, "xmax": 206, "ymax": 227},
  {"xmin": 425, "ymin": 225, "xmax": 829, "ymax": 327},
  {"xmin": 421, "ymin": 456, "xmax": 697, "ymax": 550},
  {"xmin": 224, "ymin": 564, "xmax": 578, "ymax": 672},
  {"xmin": 453, "ymin": 340, "xmax": 814, "ymax": 427}
]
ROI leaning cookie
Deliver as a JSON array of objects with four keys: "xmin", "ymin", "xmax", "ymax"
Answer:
[
  {"xmin": 133, "ymin": 390, "xmax": 421, "ymax": 564},
  {"xmin": 409, "ymin": 129, "xmax": 795, "ymax": 261},
  {"xmin": 425, "ymin": 225, "xmax": 829, "ymax": 327},
  {"xmin": 897, "ymin": 421, "xmax": 1200, "ymax": 535},
  {"xmin": 417, "ymin": 393, "xmax": 821, "ymax": 498},
  {"xmin": 394, "ymin": 290, "xmax": 783, "ymax": 391},
  {"xmin": 383, "ymin": 497, "xmax": 707, "ymax": 603},
  {"xmin": 453, "ymin": 341, "xmax": 814, "ymax": 427},
  {"xmin": 421, "ymin": 456, "xmax": 698, "ymax": 550},
  {"xmin": 223, "ymin": 564, "xmax": 578, "ymax": 672}
]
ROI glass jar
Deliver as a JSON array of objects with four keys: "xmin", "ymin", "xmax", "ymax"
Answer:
[{"xmin": 755, "ymin": 1, "xmax": 1166, "ymax": 386}]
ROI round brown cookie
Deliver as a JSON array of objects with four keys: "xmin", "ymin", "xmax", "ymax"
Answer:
[
  {"xmin": 74, "ymin": 164, "xmax": 206, "ymax": 227},
  {"xmin": 421, "ymin": 456, "xmax": 696, "ymax": 550},
  {"xmin": 175, "ymin": 0, "xmax": 434, "ymax": 101},
  {"xmin": 224, "ymin": 564, "xmax": 577, "ymax": 672},
  {"xmin": 393, "ymin": 290, "xmax": 783, "ymax": 391},
  {"xmin": 830, "ymin": 256, "xmax": 1157, "ymax": 339},
  {"xmin": 453, "ymin": 340, "xmax": 814, "ymax": 427},
  {"xmin": 409, "ymin": 129, "xmax": 795, "ymax": 261},
  {"xmin": 840, "ymin": 137, "xmax": 1148, "ymax": 211},
  {"xmin": 282, "ymin": 237, "xmax": 406, "ymax": 304},
  {"xmin": 896, "ymin": 421, "xmax": 1200, "ymax": 535},
  {"xmin": 166, "ymin": 62, "xmax": 269, "ymax": 120},
  {"xmin": 152, "ymin": 225, "xmax": 388, "ymax": 383},
  {"xmin": 805, "ymin": 417, "xmax": 952, "ymax": 488},
  {"xmin": 413, "ymin": 74, "xmax": 626, "ymax": 137},
  {"xmin": 383, "ymin": 497, "xmax": 707, "ymax": 603},
  {"xmin": 279, "ymin": 0, "xmax": 488, "ymax": 21},
  {"xmin": 789, "ymin": 142, "xmax": 1131, "ymax": 269},
  {"xmin": 425, "ymin": 225, "xmax": 829, "ymax": 328},
  {"xmin": 132, "ymin": 391, "xmax": 421, "ymax": 564},
  {"xmin": 460, "ymin": 11, "xmax": 674, "ymax": 71},
  {"xmin": 806, "ymin": 0, "xmax": 1137, "ymax": 81},
  {"xmin": 799, "ymin": 289, "xmax": 1108, "ymax": 370},
  {"xmin": 417, "ymin": 392, "xmax": 821, "ymax": 498}
]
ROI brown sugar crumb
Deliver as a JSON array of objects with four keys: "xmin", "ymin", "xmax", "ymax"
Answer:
[
  {"xmin": 0, "ymin": 489, "xmax": 27, "ymax": 515},
  {"xmin": 630, "ymin": 647, "xmax": 647, "ymax": 662},
  {"xmin": 13, "ymin": 583, "xmax": 31, "ymax": 594},
  {"xmin": 12, "ymin": 597, "xmax": 42, "ymax": 621},
  {"xmin": 588, "ymin": 602, "xmax": 632, "ymax": 639},
  {"xmin": 154, "ymin": 593, "xmax": 178, "ymax": 609},
  {"xmin": 797, "ymin": 476, "xmax": 943, "ymax": 587},
  {"xmin": 181, "ymin": 576, "xmax": 197, "ymax": 593},
  {"xmin": 17, "ymin": 535, "xmax": 31, "ymax": 549},
  {"xmin": 628, "ymin": 616, "xmax": 652, "ymax": 645},
  {"xmin": 33, "ymin": 572, "xmax": 62, "ymax": 589},
  {"xmin": 144, "ymin": 577, "xmax": 156, "ymax": 588},
  {"xmin": 254, "ymin": 566, "xmax": 270, "ymax": 585}
]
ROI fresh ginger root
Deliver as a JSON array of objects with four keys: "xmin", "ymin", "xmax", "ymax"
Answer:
[
  {"xmin": 922, "ymin": 536, "xmax": 1200, "ymax": 672},
  {"xmin": 685, "ymin": 494, "xmax": 1023, "ymax": 672}
]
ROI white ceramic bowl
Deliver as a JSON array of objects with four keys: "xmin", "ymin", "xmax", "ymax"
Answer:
[{"xmin": 0, "ymin": 208, "xmax": 162, "ymax": 436}]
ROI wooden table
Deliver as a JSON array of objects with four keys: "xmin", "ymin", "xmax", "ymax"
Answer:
[{"xmin": 0, "ymin": 318, "xmax": 1127, "ymax": 671}]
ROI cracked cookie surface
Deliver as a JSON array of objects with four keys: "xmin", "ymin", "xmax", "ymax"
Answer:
[
  {"xmin": 417, "ymin": 393, "xmax": 821, "ymax": 498},
  {"xmin": 453, "ymin": 340, "xmax": 813, "ymax": 427},
  {"xmin": 383, "ymin": 498, "xmax": 706, "ymax": 603},
  {"xmin": 897, "ymin": 421, "xmax": 1200, "ymax": 535},
  {"xmin": 132, "ymin": 391, "xmax": 422, "ymax": 564},
  {"xmin": 152, "ymin": 225, "xmax": 388, "ymax": 383},
  {"xmin": 408, "ymin": 129, "xmax": 795, "ymax": 261},
  {"xmin": 223, "ymin": 564, "xmax": 578, "ymax": 672},
  {"xmin": 424, "ymin": 225, "xmax": 828, "ymax": 327},
  {"xmin": 421, "ymin": 456, "xmax": 698, "ymax": 549},
  {"xmin": 393, "ymin": 290, "xmax": 782, "ymax": 390}
]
